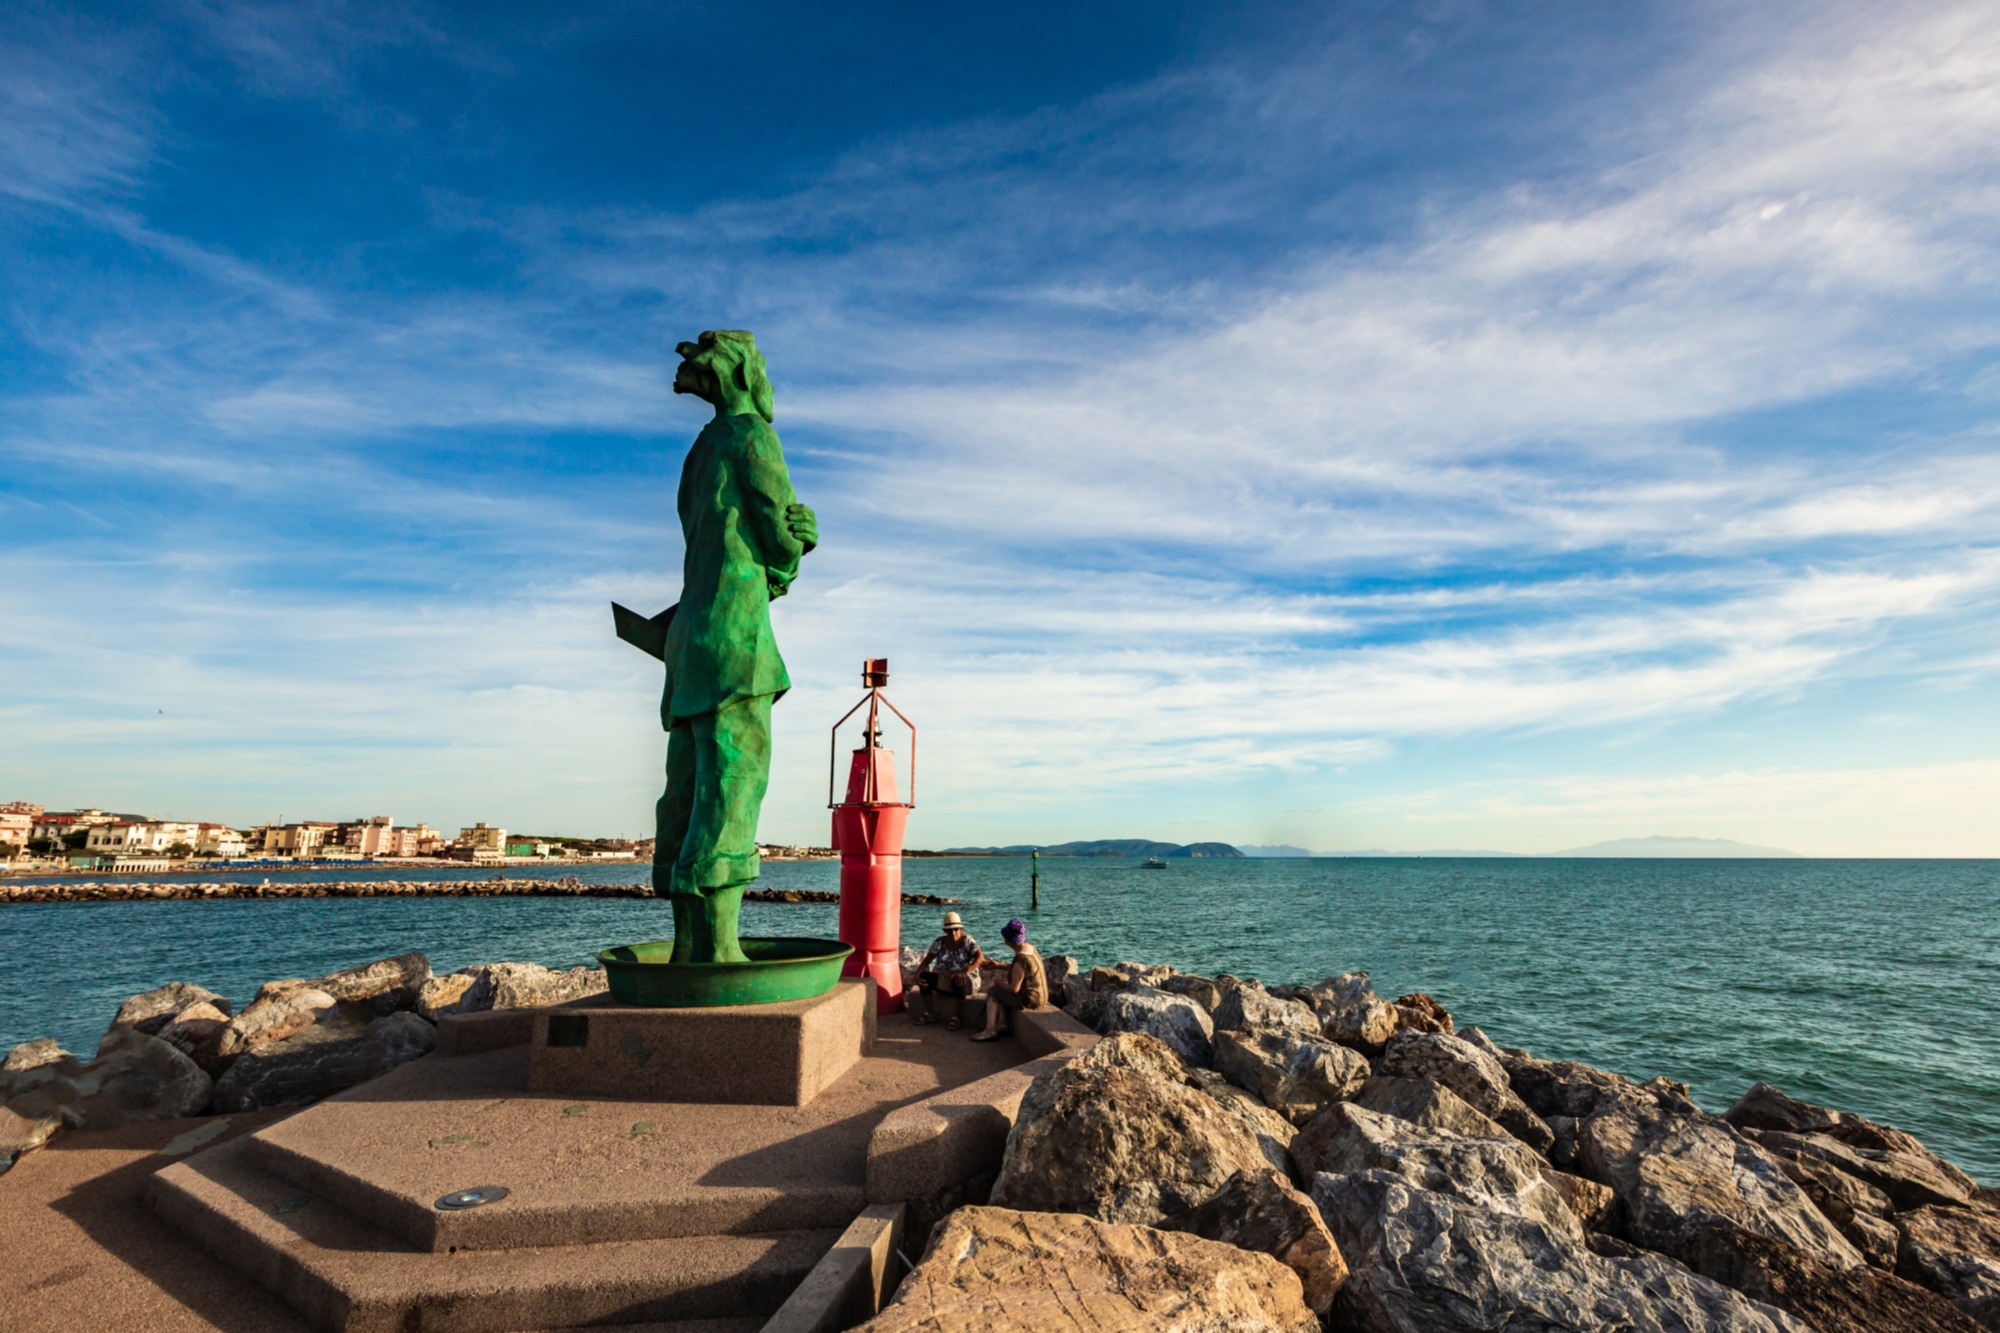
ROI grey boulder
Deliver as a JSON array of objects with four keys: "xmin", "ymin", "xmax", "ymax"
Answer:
[
  {"xmin": 1214, "ymin": 981, "xmax": 1321, "ymax": 1037},
  {"xmin": 1892, "ymin": 1204, "xmax": 2000, "ymax": 1328},
  {"xmin": 1213, "ymin": 1027, "xmax": 1369, "ymax": 1125},
  {"xmin": 3, "ymin": 1038, "xmax": 75, "ymax": 1073},
  {"xmin": 314, "ymin": 951, "xmax": 431, "ymax": 1015},
  {"xmin": 1351, "ymin": 1074, "xmax": 1510, "ymax": 1141},
  {"xmin": 109, "ymin": 981, "xmax": 230, "ymax": 1037},
  {"xmin": 1069, "ymin": 982, "xmax": 1215, "ymax": 1067},
  {"xmin": 1308, "ymin": 972, "xmax": 1400, "ymax": 1053},
  {"xmin": 1379, "ymin": 1030, "xmax": 1556, "ymax": 1155},
  {"xmin": 1751, "ymin": 1126, "xmax": 1974, "ymax": 1212},
  {"xmin": 1190, "ymin": 1068, "xmax": 1299, "ymax": 1179},
  {"xmin": 990, "ymin": 1031, "xmax": 1270, "ymax": 1228},
  {"xmin": 1316, "ymin": 1171, "xmax": 1812, "ymax": 1333},
  {"xmin": 424, "ymin": 961, "xmax": 609, "ymax": 1017},
  {"xmin": 211, "ymin": 1011, "xmax": 435, "ymax": 1113},
  {"xmin": 1156, "ymin": 973, "xmax": 1222, "ymax": 1013}
]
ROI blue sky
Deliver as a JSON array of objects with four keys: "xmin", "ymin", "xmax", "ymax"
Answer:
[{"xmin": 3, "ymin": 1, "xmax": 1998, "ymax": 854}]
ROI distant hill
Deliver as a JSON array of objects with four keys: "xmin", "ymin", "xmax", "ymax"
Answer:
[
  {"xmin": 1543, "ymin": 835, "xmax": 1802, "ymax": 858},
  {"xmin": 943, "ymin": 839, "xmax": 1244, "ymax": 859},
  {"xmin": 1239, "ymin": 844, "xmax": 1526, "ymax": 857}
]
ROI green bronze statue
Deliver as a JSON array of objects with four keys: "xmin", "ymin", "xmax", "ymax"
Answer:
[{"xmin": 613, "ymin": 330, "xmax": 816, "ymax": 964}]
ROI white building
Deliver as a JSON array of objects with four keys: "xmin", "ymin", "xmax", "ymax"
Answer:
[
  {"xmin": 85, "ymin": 821, "xmax": 201, "ymax": 854},
  {"xmin": 195, "ymin": 824, "xmax": 248, "ymax": 857},
  {"xmin": 458, "ymin": 822, "xmax": 507, "ymax": 851}
]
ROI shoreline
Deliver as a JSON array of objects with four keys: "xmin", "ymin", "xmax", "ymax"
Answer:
[{"xmin": 0, "ymin": 878, "xmax": 959, "ymax": 905}]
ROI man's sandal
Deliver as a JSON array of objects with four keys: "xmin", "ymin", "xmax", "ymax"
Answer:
[{"xmin": 946, "ymin": 1018, "xmax": 962, "ymax": 1031}]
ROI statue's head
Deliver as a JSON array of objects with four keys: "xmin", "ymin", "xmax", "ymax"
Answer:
[{"xmin": 674, "ymin": 330, "xmax": 775, "ymax": 423}]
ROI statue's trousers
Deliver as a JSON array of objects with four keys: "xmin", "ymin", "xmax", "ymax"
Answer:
[{"xmin": 652, "ymin": 693, "xmax": 772, "ymax": 961}]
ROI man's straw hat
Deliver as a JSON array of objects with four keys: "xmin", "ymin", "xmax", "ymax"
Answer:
[{"xmin": 942, "ymin": 911, "xmax": 963, "ymax": 929}]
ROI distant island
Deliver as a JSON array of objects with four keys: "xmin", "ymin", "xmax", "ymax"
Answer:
[
  {"xmin": 942, "ymin": 839, "xmax": 1244, "ymax": 858},
  {"xmin": 1241, "ymin": 835, "xmax": 1802, "ymax": 858}
]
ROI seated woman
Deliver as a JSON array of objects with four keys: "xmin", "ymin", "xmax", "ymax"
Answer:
[
  {"xmin": 910, "ymin": 911, "xmax": 984, "ymax": 1031},
  {"xmin": 972, "ymin": 918, "xmax": 1048, "ymax": 1042}
]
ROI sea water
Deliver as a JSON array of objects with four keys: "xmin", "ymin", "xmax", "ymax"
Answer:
[{"xmin": 4, "ymin": 856, "xmax": 1995, "ymax": 1183}]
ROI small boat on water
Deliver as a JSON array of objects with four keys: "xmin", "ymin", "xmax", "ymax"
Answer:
[{"xmin": 1141, "ymin": 856, "xmax": 1168, "ymax": 869}]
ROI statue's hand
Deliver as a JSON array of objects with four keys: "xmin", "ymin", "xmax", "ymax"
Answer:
[{"xmin": 786, "ymin": 502, "xmax": 818, "ymax": 554}]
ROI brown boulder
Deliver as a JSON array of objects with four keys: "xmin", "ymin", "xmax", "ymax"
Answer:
[
  {"xmin": 1157, "ymin": 973, "xmax": 1222, "ymax": 1013},
  {"xmin": 1214, "ymin": 981, "xmax": 1321, "ymax": 1037},
  {"xmin": 1753, "ymin": 1127, "xmax": 1972, "ymax": 1211},
  {"xmin": 1892, "ymin": 1204, "xmax": 2000, "ymax": 1327},
  {"xmin": 1187, "ymin": 1168, "xmax": 1348, "ymax": 1314},
  {"xmin": 1190, "ymin": 1069, "xmax": 1299, "ymax": 1179},
  {"xmin": 156, "ymin": 1002, "xmax": 233, "ymax": 1079},
  {"xmin": 1393, "ymin": 992, "xmax": 1454, "ymax": 1034},
  {"xmin": 1307, "ymin": 972, "xmax": 1400, "ymax": 1053},
  {"xmin": 108, "ymin": 981, "xmax": 230, "ymax": 1036},
  {"xmin": 990, "ymin": 1032, "xmax": 1271, "ymax": 1228},
  {"xmin": 1688, "ymin": 1223, "xmax": 1988, "ymax": 1333},
  {"xmin": 859, "ymin": 1206, "xmax": 1319, "ymax": 1333},
  {"xmin": 211, "ymin": 1011, "xmax": 435, "ymax": 1113},
  {"xmin": 69, "ymin": 1030, "xmax": 213, "ymax": 1125},
  {"xmin": 1351, "ymin": 1074, "xmax": 1509, "ymax": 1140},
  {"xmin": 2, "ymin": 1038, "xmax": 75, "ymax": 1073},
  {"xmin": 217, "ymin": 983, "xmax": 335, "ymax": 1057},
  {"xmin": 314, "ymin": 951, "xmax": 431, "ymax": 1015}
]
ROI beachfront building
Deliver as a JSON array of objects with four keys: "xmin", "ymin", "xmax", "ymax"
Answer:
[
  {"xmin": 458, "ymin": 822, "xmax": 507, "ymax": 852},
  {"xmin": 258, "ymin": 821, "xmax": 340, "ymax": 856},
  {"xmin": 86, "ymin": 821, "xmax": 202, "ymax": 854},
  {"xmin": 340, "ymin": 816, "xmax": 400, "ymax": 856},
  {"xmin": 195, "ymin": 824, "xmax": 249, "ymax": 857},
  {"xmin": 0, "ymin": 809, "xmax": 30, "ymax": 854}
]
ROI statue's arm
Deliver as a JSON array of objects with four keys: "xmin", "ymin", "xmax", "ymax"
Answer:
[{"xmin": 738, "ymin": 424, "xmax": 808, "ymax": 598}]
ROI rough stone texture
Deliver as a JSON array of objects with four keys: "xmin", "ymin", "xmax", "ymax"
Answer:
[
  {"xmin": 80, "ymin": 1029, "xmax": 214, "ymax": 1124},
  {"xmin": 859, "ymin": 1206, "xmax": 1320, "ymax": 1333},
  {"xmin": 1213, "ymin": 1027, "xmax": 1369, "ymax": 1125},
  {"xmin": 1351, "ymin": 1074, "xmax": 1510, "ymax": 1141},
  {"xmin": 1893, "ymin": 1204, "xmax": 2000, "ymax": 1328},
  {"xmin": 990, "ymin": 1031, "xmax": 1270, "ymax": 1228},
  {"xmin": 1379, "ymin": 1030, "xmax": 1557, "ymax": 1155},
  {"xmin": 1727, "ymin": 1082, "xmax": 1980, "ymax": 1201},
  {"xmin": 1085, "ymin": 961, "xmax": 1175, "ymax": 993},
  {"xmin": 444, "ymin": 961, "xmax": 611, "ymax": 1014},
  {"xmin": 1190, "ymin": 1069, "xmax": 1298, "ymax": 1180},
  {"xmin": 0, "ymin": 1100, "xmax": 64, "ymax": 1170},
  {"xmin": 1300, "ymin": 1102, "xmax": 1584, "ymax": 1238},
  {"xmin": 1727, "ymin": 1082, "xmax": 1849, "ymax": 1135},
  {"xmin": 1687, "ymin": 1223, "xmax": 1989, "ymax": 1333},
  {"xmin": 314, "ymin": 951, "xmax": 431, "ymax": 1014},
  {"xmin": 1506, "ymin": 1052, "xmax": 1638, "ymax": 1125},
  {"xmin": 415, "ymin": 972, "xmax": 477, "ymax": 1020},
  {"xmin": 216, "ymin": 984, "xmax": 336, "ymax": 1057},
  {"xmin": 1187, "ymin": 1167, "xmax": 1348, "ymax": 1315},
  {"xmin": 1752, "ymin": 1126, "xmax": 1973, "ymax": 1211},
  {"xmin": 211, "ymin": 1011, "xmax": 435, "ymax": 1113},
  {"xmin": 1767, "ymin": 1146, "xmax": 1899, "ymax": 1269},
  {"xmin": 156, "ymin": 1002, "xmax": 232, "ymax": 1079},
  {"xmin": 109, "ymin": 981, "xmax": 230, "ymax": 1036},
  {"xmin": 1545, "ymin": 1168, "xmax": 1618, "ymax": 1232},
  {"xmin": 1156, "ymin": 973, "xmax": 1222, "ymax": 1013},
  {"xmin": 1068, "ymin": 983, "xmax": 1216, "ymax": 1068},
  {"xmin": 3, "ymin": 1037, "xmax": 74, "ymax": 1072},
  {"xmin": 1041, "ymin": 954, "xmax": 1080, "ymax": 1008},
  {"xmin": 1578, "ymin": 1096, "xmax": 1867, "ymax": 1279},
  {"xmin": 1316, "ymin": 1171, "xmax": 1812, "ymax": 1333},
  {"xmin": 1214, "ymin": 981, "xmax": 1321, "ymax": 1037},
  {"xmin": 1393, "ymin": 992, "xmax": 1454, "ymax": 1035},
  {"xmin": 1308, "ymin": 972, "xmax": 1401, "ymax": 1053}
]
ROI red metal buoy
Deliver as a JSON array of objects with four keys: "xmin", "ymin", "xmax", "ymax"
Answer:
[{"xmin": 829, "ymin": 658, "xmax": 914, "ymax": 1014}]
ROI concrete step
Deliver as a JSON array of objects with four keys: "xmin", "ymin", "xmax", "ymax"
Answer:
[{"xmin": 147, "ymin": 1134, "xmax": 838, "ymax": 1333}]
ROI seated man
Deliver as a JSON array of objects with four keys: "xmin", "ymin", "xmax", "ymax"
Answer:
[
  {"xmin": 973, "ymin": 918, "xmax": 1049, "ymax": 1042},
  {"xmin": 911, "ymin": 911, "xmax": 983, "ymax": 1031}
]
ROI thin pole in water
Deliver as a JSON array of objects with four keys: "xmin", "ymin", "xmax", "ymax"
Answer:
[{"xmin": 1030, "ymin": 848, "xmax": 1040, "ymax": 910}]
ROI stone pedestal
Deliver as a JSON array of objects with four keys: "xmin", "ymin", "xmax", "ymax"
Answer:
[{"xmin": 528, "ymin": 977, "xmax": 875, "ymax": 1107}]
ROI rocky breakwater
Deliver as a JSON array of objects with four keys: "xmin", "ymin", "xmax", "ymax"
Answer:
[
  {"xmin": 0, "ymin": 954, "xmax": 608, "ymax": 1172},
  {"xmin": 1, "ymin": 877, "xmax": 956, "ymax": 904},
  {"xmin": 862, "ymin": 959, "xmax": 2000, "ymax": 1333}
]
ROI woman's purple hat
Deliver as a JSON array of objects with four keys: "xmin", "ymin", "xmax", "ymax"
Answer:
[{"xmin": 1002, "ymin": 918, "xmax": 1027, "ymax": 943}]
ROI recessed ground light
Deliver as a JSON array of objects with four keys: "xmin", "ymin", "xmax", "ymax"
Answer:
[{"xmin": 435, "ymin": 1186, "xmax": 509, "ymax": 1210}]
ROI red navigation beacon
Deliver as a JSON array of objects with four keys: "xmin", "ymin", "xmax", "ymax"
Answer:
[{"xmin": 829, "ymin": 658, "xmax": 914, "ymax": 1014}]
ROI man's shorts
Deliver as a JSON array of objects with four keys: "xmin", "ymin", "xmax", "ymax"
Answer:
[{"xmin": 917, "ymin": 970, "xmax": 971, "ymax": 998}]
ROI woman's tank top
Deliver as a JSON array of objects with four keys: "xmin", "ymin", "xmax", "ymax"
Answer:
[{"xmin": 1017, "ymin": 944, "xmax": 1049, "ymax": 1009}]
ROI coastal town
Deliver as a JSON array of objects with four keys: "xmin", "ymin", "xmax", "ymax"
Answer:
[{"xmin": 0, "ymin": 801, "xmax": 658, "ymax": 873}]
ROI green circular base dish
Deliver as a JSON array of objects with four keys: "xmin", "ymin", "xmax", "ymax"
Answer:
[{"xmin": 597, "ymin": 937, "xmax": 856, "ymax": 1007}]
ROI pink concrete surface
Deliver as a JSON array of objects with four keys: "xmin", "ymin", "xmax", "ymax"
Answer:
[{"xmin": 220, "ymin": 1013, "xmax": 1021, "ymax": 1253}]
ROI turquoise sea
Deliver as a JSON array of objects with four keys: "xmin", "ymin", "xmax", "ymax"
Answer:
[{"xmin": 4, "ymin": 857, "xmax": 1995, "ymax": 1183}]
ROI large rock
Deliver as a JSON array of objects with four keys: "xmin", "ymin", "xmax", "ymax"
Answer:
[
  {"xmin": 1214, "ymin": 981, "xmax": 1321, "ymax": 1037},
  {"xmin": 3, "ymin": 1038, "xmax": 74, "ymax": 1073},
  {"xmin": 1156, "ymin": 973, "xmax": 1221, "ymax": 1013},
  {"xmin": 1893, "ymin": 1204, "xmax": 2000, "ymax": 1328},
  {"xmin": 1308, "ymin": 972, "xmax": 1400, "ymax": 1053},
  {"xmin": 1578, "ymin": 1095, "xmax": 1867, "ymax": 1278},
  {"xmin": 1684, "ymin": 1224, "xmax": 1990, "ymax": 1333},
  {"xmin": 1752, "ymin": 1127, "xmax": 1972, "ymax": 1211},
  {"xmin": 109, "ymin": 981, "xmax": 230, "ymax": 1036},
  {"xmin": 1187, "ymin": 1168, "xmax": 1348, "ymax": 1315},
  {"xmin": 1315, "ymin": 1171, "xmax": 1812, "ymax": 1332},
  {"xmin": 217, "ymin": 980, "xmax": 338, "ymax": 1057},
  {"xmin": 0, "ymin": 1100, "xmax": 64, "ymax": 1172},
  {"xmin": 1213, "ymin": 1027, "xmax": 1368, "ymax": 1125},
  {"xmin": 1727, "ymin": 1082, "xmax": 1980, "ymax": 1201},
  {"xmin": 1190, "ymin": 1069, "xmax": 1298, "ymax": 1179},
  {"xmin": 211, "ymin": 1012, "xmax": 435, "ymax": 1113},
  {"xmin": 424, "ymin": 961, "xmax": 610, "ymax": 1016},
  {"xmin": 315, "ymin": 951, "xmax": 430, "ymax": 1014},
  {"xmin": 1351, "ymin": 1074, "xmax": 1509, "ymax": 1140},
  {"xmin": 1759, "ymin": 1142, "xmax": 1898, "ymax": 1268},
  {"xmin": 1086, "ymin": 961, "xmax": 1175, "ymax": 992},
  {"xmin": 990, "ymin": 1032, "xmax": 1271, "ymax": 1228},
  {"xmin": 1068, "ymin": 983, "xmax": 1215, "ymax": 1067},
  {"xmin": 858, "ymin": 1206, "xmax": 1319, "ymax": 1333},
  {"xmin": 157, "ymin": 1002, "xmax": 234, "ymax": 1080},
  {"xmin": 73, "ymin": 1029, "xmax": 214, "ymax": 1123},
  {"xmin": 1041, "ymin": 954, "xmax": 1081, "ymax": 1007},
  {"xmin": 1393, "ymin": 992, "xmax": 1454, "ymax": 1035},
  {"xmin": 1299, "ymin": 1102, "xmax": 1584, "ymax": 1238},
  {"xmin": 1379, "ymin": 1030, "xmax": 1556, "ymax": 1155}
]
